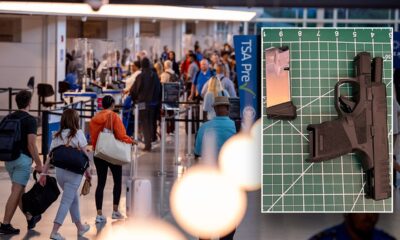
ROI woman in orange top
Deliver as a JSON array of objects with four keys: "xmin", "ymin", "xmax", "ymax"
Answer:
[{"xmin": 89, "ymin": 95, "xmax": 133, "ymax": 223}]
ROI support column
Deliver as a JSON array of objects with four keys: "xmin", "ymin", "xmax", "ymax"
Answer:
[
  {"xmin": 302, "ymin": 9, "xmax": 307, "ymax": 27},
  {"xmin": 134, "ymin": 18, "xmax": 140, "ymax": 55},
  {"xmin": 122, "ymin": 18, "xmax": 128, "ymax": 50},
  {"xmin": 333, "ymin": 9, "xmax": 338, "ymax": 28},
  {"xmin": 41, "ymin": 16, "xmax": 48, "ymax": 86},
  {"xmin": 174, "ymin": 20, "xmax": 185, "ymax": 60},
  {"xmin": 243, "ymin": 22, "xmax": 249, "ymax": 35},
  {"xmin": 316, "ymin": 8, "xmax": 324, "ymax": 28},
  {"xmin": 55, "ymin": 16, "xmax": 66, "ymax": 101}
]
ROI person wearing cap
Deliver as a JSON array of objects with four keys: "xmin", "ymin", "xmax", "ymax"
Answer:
[
  {"xmin": 194, "ymin": 96, "xmax": 236, "ymax": 160},
  {"xmin": 194, "ymin": 96, "xmax": 237, "ymax": 240}
]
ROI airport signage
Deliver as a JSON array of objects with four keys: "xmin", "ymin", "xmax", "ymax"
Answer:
[{"xmin": 233, "ymin": 35, "xmax": 260, "ymax": 121}]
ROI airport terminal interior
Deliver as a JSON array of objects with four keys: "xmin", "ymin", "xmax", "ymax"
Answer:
[{"xmin": 0, "ymin": 1, "xmax": 399, "ymax": 240}]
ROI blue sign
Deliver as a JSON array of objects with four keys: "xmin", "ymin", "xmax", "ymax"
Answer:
[
  {"xmin": 394, "ymin": 32, "xmax": 400, "ymax": 69},
  {"xmin": 233, "ymin": 35, "xmax": 260, "ymax": 121}
]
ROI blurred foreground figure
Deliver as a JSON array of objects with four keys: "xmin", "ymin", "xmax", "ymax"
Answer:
[{"xmin": 310, "ymin": 214, "xmax": 395, "ymax": 240}]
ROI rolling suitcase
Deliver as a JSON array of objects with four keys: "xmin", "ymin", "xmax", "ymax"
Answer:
[
  {"xmin": 126, "ymin": 178, "xmax": 152, "ymax": 217},
  {"xmin": 126, "ymin": 105, "xmax": 152, "ymax": 218},
  {"xmin": 22, "ymin": 171, "xmax": 60, "ymax": 216}
]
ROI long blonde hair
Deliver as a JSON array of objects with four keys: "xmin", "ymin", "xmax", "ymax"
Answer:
[
  {"xmin": 207, "ymin": 76, "xmax": 223, "ymax": 97},
  {"xmin": 154, "ymin": 62, "xmax": 163, "ymax": 78}
]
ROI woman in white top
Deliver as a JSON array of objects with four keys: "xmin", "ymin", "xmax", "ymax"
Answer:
[
  {"xmin": 39, "ymin": 109, "xmax": 91, "ymax": 240},
  {"xmin": 203, "ymin": 76, "xmax": 230, "ymax": 120}
]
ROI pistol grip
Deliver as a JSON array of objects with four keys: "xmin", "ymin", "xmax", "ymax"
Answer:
[{"xmin": 307, "ymin": 119, "xmax": 353, "ymax": 163}]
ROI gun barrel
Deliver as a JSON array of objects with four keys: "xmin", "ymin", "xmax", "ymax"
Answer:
[
  {"xmin": 372, "ymin": 57, "xmax": 383, "ymax": 83},
  {"xmin": 355, "ymin": 52, "xmax": 371, "ymax": 76}
]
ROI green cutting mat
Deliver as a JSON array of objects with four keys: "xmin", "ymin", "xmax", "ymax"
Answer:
[{"xmin": 261, "ymin": 28, "xmax": 393, "ymax": 213}]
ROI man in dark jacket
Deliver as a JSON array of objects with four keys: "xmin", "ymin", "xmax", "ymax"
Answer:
[{"xmin": 130, "ymin": 57, "xmax": 161, "ymax": 151}]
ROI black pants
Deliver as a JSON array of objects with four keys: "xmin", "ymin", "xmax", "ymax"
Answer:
[
  {"xmin": 94, "ymin": 156, "xmax": 122, "ymax": 210},
  {"xmin": 140, "ymin": 107, "xmax": 156, "ymax": 150}
]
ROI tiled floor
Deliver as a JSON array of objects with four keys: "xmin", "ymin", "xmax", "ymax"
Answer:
[{"xmin": 0, "ymin": 127, "xmax": 399, "ymax": 240}]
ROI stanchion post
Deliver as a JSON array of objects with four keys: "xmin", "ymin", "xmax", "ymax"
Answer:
[
  {"xmin": 90, "ymin": 98, "xmax": 95, "ymax": 117},
  {"xmin": 8, "ymin": 88, "xmax": 12, "ymax": 114},
  {"xmin": 187, "ymin": 105, "xmax": 192, "ymax": 156},
  {"xmin": 199, "ymin": 102, "xmax": 204, "ymax": 127},
  {"xmin": 160, "ymin": 115, "xmax": 166, "ymax": 174},
  {"xmin": 174, "ymin": 109, "xmax": 179, "ymax": 165},
  {"xmin": 132, "ymin": 104, "xmax": 139, "ymax": 178},
  {"xmin": 80, "ymin": 100, "xmax": 84, "ymax": 134},
  {"xmin": 42, "ymin": 111, "xmax": 49, "ymax": 163}
]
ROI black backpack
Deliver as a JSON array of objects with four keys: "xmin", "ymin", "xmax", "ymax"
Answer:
[
  {"xmin": 167, "ymin": 72, "xmax": 179, "ymax": 82},
  {"xmin": 0, "ymin": 114, "xmax": 29, "ymax": 161}
]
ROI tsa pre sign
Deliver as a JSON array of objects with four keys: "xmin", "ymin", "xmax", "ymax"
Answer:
[{"xmin": 233, "ymin": 35, "xmax": 260, "ymax": 120}]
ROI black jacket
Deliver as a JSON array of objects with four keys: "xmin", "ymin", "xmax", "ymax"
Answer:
[{"xmin": 130, "ymin": 69, "xmax": 161, "ymax": 105}]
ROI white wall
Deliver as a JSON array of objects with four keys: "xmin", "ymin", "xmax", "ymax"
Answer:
[
  {"xmin": 107, "ymin": 18, "xmax": 124, "ymax": 51},
  {"xmin": 159, "ymin": 20, "xmax": 174, "ymax": 56},
  {"xmin": 0, "ymin": 15, "xmax": 45, "ymax": 113}
]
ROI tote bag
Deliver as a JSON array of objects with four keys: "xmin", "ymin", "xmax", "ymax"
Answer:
[{"xmin": 94, "ymin": 113, "xmax": 132, "ymax": 165}]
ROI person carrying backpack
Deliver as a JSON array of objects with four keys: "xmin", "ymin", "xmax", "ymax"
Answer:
[
  {"xmin": 160, "ymin": 60, "xmax": 178, "ymax": 83},
  {"xmin": 0, "ymin": 90, "xmax": 43, "ymax": 235},
  {"xmin": 39, "ymin": 109, "xmax": 91, "ymax": 240}
]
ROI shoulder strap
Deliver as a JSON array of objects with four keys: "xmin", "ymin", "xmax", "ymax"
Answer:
[
  {"xmin": 109, "ymin": 112, "xmax": 115, "ymax": 133},
  {"xmin": 104, "ymin": 111, "xmax": 114, "ymax": 133}
]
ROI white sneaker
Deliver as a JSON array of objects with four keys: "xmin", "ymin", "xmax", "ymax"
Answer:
[
  {"xmin": 50, "ymin": 232, "xmax": 65, "ymax": 240},
  {"xmin": 78, "ymin": 223, "xmax": 90, "ymax": 236},
  {"xmin": 95, "ymin": 215, "xmax": 107, "ymax": 223},
  {"xmin": 111, "ymin": 211, "xmax": 124, "ymax": 220}
]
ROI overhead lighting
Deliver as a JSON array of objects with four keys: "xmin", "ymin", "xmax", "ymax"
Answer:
[{"xmin": 0, "ymin": 2, "xmax": 256, "ymax": 22}]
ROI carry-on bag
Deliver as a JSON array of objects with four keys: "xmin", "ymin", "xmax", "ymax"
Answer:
[
  {"xmin": 50, "ymin": 145, "xmax": 89, "ymax": 175},
  {"xmin": 22, "ymin": 171, "xmax": 60, "ymax": 216},
  {"xmin": 95, "ymin": 113, "xmax": 132, "ymax": 165},
  {"xmin": 126, "ymin": 105, "xmax": 152, "ymax": 217}
]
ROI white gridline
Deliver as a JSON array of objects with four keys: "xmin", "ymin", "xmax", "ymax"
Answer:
[{"xmin": 261, "ymin": 28, "xmax": 393, "ymax": 213}]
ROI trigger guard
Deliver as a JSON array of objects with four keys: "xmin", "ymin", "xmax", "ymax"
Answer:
[{"xmin": 334, "ymin": 78, "xmax": 359, "ymax": 116}]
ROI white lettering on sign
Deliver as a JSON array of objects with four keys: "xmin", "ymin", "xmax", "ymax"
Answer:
[{"xmin": 240, "ymin": 40, "xmax": 252, "ymax": 83}]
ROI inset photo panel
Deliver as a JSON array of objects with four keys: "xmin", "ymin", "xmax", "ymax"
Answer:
[{"xmin": 261, "ymin": 28, "xmax": 393, "ymax": 213}]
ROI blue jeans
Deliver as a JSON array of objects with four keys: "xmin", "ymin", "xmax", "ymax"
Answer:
[{"xmin": 54, "ymin": 167, "xmax": 82, "ymax": 225}]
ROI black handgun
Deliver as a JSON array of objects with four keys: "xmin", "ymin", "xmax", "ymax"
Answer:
[{"xmin": 307, "ymin": 52, "xmax": 390, "ymax": 201}]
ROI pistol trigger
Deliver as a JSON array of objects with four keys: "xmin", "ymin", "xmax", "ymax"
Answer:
[{"xmin": 339, "ymin": 95, "xmax": 356, "ymax": 113}]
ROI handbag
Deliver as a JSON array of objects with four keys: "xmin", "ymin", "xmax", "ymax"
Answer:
[
  {"xmin": 94, "ymin": 112, "xmax": 132, "ymax": 165},
  {"xmin": 80, "ymin": 179, "xmax": 91, "ymax": 196},
  {"xmin": 50, "ymin": 143, "xmax": 89, "ymax": 175}
]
